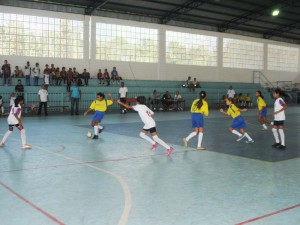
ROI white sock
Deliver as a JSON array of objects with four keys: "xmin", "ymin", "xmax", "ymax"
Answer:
[
  {"xmin": 94, "ymin": 126, "xmax": 99, "ymax": 135},
  {"xmin": 1, "ymin": 106, "xmax": 3, "ymax": 114},
  {"xmin": 139, "ymin": 132, "xmax": 155, "ymax": 145},
  {"xmin": 98, "ymin": 125, "xmax": 103, "ymax": 129},
  {"xmin": 197, "ymin": 133, "xmax": 203, "ymax": 147},
  {"xmin": 1, "ymin": 130, "xmax": 12, "ymax": 143},
  {"xmin": 186, "ymin": 131, "xmax": 197, "ymax": 141},
  {"xmin": 278, "ymin": 129, "xmax": 285, "ymax": 146},
  {"xmin": 272, "ymin": 128, "xmax": 280, "ymax": 143},
  {"xmin": 152, "ymin": 135, "xmax": 170, "ymax": 149},
  {"xmin": 244, "ymin": 132, "xmax": 252, "ymax": 141},
  {"xmin": 232, "ymin": 130, "xmax": 242, "ymax": 137},
  {"xmin": 262, "ymin": 124, "xmax": 267, "ymax": 129},
  {"xmin": 21, "ymin": 129, "xmax": 26, "ymax": 145}
]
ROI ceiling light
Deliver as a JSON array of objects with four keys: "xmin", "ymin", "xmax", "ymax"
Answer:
[{"xmin": 272, "ymin": 9, "xmax": 280, "ymax": 16}]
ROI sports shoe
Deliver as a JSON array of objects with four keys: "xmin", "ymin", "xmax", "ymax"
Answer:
[
  {"xmin": 183, "ymin": 138, "xmax": 188, "ymax": 148},
  {"xmin": 98, "ymin": 126, "xmax": 104, "ymax": 133},
  {"xmin": 92, "ymin": 135, "xmax": 99, "ymax": 139},
  {"xmin": 272, "ymin": 143, "xmax": 281, "ymax": 148},
  {"xmin": 245, "ymin": 140, "xmax": 254, "ymax": 144},
  {"xmin": 236, "ymin": 135, "xmax": 245, "ymax": 142},
  {"xmin": 150, "ymin": 143, "xmax": 159, "ymax": 151},
  {"xmin": 270, "ymin": 122, "xmax": 274, "ymax": 125},
  {"xmin": 165, "ymin": 147, "xmax": 173, "ymax": 156},
  {"xmin": 278, "ymin": 145, "xmax": 286, "ymax": 150},
  {"xmin": 196, "ymin": 146, "xmax": 206, "ymax": 150},
  {"xmin": 22, "ymin": 144, "xmax": 32, "ymax": 149},
  {"xmin": 0, "ymin": 142, "xmax": 5, "ymax": 147}
]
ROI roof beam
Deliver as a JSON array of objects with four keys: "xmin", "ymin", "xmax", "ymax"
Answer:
[
  {"xmin": 217, "ymin": 0, "xmax": 297, "ymax": 32},
  {"xmin": 160, "ymin": 0, "xmax": 212, "ymax": 24},
  {"xmin": 263, "ymin": 21, "xmax": 300, "ymax": 39},
  {"xmin": 85, "ymin": 0, "xmax": 110, "ymax": 15}
]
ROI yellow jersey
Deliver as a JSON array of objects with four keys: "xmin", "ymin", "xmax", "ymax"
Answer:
[
  {"xmin": 90, "ymin": 99, "xmax": 113, "ymax": 112},
  {"xmin": 227, "ymin": 104, "xmax": 240, "ymax": 119},
  {"xmin": 238, "ymin": 96, "xmax": 244, "ymax": 101},
  {"xmin": 190, "ymin": 99, "xmax": 209, "ymax": 116},
  {"xmin": 257, "ymin": 96, "xmax": 266, "ymax": 111},
  {"xmin": 245, "ymin": 96, "xmax": 251, "ymax": 101}
]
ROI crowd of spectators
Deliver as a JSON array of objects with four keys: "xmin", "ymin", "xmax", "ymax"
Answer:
[{"xmin": 149, "ymin": 90, "xmax": 185, "ymax": 111}]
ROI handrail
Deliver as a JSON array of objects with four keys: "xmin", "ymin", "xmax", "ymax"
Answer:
[{"xmin": 253, "ymin": 71, "xmax": 274, "ymax": 89}]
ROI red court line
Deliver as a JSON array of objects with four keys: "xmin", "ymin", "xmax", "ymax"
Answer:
[
  {"xmin": 235, "ymin": 204, "xmax": 300, "ymax": 225},
  {"xmin": 0, "ymin": 181, "xmax": 65, "ymax": 225}
]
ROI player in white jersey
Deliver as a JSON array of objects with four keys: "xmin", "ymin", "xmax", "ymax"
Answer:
[
  {"xmin": 0, "ymin": 96, "xmax": 31, "ymax": 149},
  {"xmin": 272, "ymin": 89, "xmax": 288, "ymax": 150},
  {"xmin": 117, "ymin": 96, "xmax": 173, "ymax": 155}
]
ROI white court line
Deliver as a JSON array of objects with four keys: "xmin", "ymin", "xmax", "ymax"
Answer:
[
  {"xmin": 34, "ymin": 144, "xmax": 132, "ymax": 225},
  {"xmin": 0, "ymin": 135, "xmax": 132, "ymax": 225}
]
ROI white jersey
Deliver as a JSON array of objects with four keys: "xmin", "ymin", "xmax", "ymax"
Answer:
[
  {"xmin": 132, "ymin": 104, "xmax": 156, "ymax": 129},
  {"xmin": 38, "ymin": 89, "xmax": 48, "ymax": 102},
  {"xmin": 8, "ymin": 104, "xmax": 22, "ymax": 125},
  {"xmin": 44, "ymin": 74, "xmax": 49, "ymax": 85},
  {"xmin": 119, "ymin": 87, "xmax": 128, "ymax": 98},
  {"xmin": 227, "ymin": 89, "xmax": 235, "ymax": 98},
  {"xmin": 10, "ymin": 96, "xmax": 16, "ymax": 106},
  {"xmin": 274, "ymin": 97, "xmax": 286, "ymax": 121}
]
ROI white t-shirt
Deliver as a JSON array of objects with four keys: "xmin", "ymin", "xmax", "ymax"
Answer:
[
  {"xmin": 10, "ymin": 96, "xmax": 16, "ymax": 106},
  {"xmin": 38, "ymin": 89, "xmax": 48, "ymax": 102},
  {"xmin": 24, "ymin": 66, "xmax": 31, "ymax": 76},
  {"xmin": 132, "ymin": 104, "xmax": 156, "ymax": 129},
  {"xmin": 174, "ymin": 94, "xmax": 182, "ymax": 100},
  {"xmin": 227, "ymin": 89, "xmax": 235, "ymax": 98},
  {"xmin": 274, "ymin": 97, "xmax": 286, "ymax": 121},
  {"xmin": 119, "ymin": 87, "xmax": 128, "ymax": 98},
  {"xmin": 44, "ymin": 74, "xmax": 49, "ymax": 85},
  {"xmin": 32, "ymin": 66, "xmax": 40, "ymax": 77},
  {"xmin": 8, "ymin": 104, "xmax": 22, "ymax": 125}
]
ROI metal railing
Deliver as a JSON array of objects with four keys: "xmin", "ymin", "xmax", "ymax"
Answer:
[{"xmin": 253, "ymin": 70, "xmax": 274, "ymax": 90}]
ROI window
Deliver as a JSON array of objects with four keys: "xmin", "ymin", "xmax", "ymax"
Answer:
[
  {"xmin": 166, "ymin": 31, "xmax": 217, "ymax": 66},
  {"xmin": 223, "ymin": 38, "xmax": 263, "ymax": 69},
  {"xmin": 268, "ymin": 44, "xmax": 299, "ymax": 72},
  {"xmin": 0, "ymin": 13, "xmax": 84, "ymax": 59},
  {"xmin": 95, "ymin": 23, "xmax": 158, "ymax": 63}
]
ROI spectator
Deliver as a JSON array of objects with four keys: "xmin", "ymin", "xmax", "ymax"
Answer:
[
  {"xmin": 66, "ymin": 68, "xmax": 73, "ymax": 92},
  {"xmin": 15, "ymin": 79, "xmax": 24, "ymax": 94},
  {"xmin": 233, "ymin": 93, "xmax": 239, "ymax": 103},
  {"xmin": 160, "ymin": 91, "xmax": 173, "ymax": 111},
  {"xmin": 174, "ymin": 90, "xmax": 184, "ymax": 110},
  {"xmin": 55, "ymin": 67, "xmax": 61, "ymax": 86},
  {"xmin": 119, "ymin": 82, "xmax": 128, "ymax": 114},
  {"xmin": 43, "ymin": 64, "xmax": 50, "ymax": 87},
  {"xmin": 70, "ymin": 81, "xmax": 81, "ymax": 115},
  {"xmin": 0, "ymin": 95, "xmax": 3, "ymax": 115},
  {"xmin": 238, "ymin": 93, "xmax": 245, "ymax": 107},
  {"xmin": 37, "ymin": 84, "xmax": 48, "ymax": 116},
  {"xmin": 193, "ymin": 78, "xmax": 201, "ymax": 88},
  {"xmin": 82, "ymin": 68, "xmax": 90, "ymax": 86},
  {"xmin": 111, "ymin": 66, "xmax": 120, "ymax": 86},
  {"xmin": 50, "ymin": 64, "xmax": 55, "ymax": 86},
  {"xmin": 97, "ymin": 69, "xmax": 104, "ymax": 85},
  {"xmin": 32, "ymin": 62, "xmax": 41, "ymax": 86},
  {"xmin": 149, "ymin": 90, "xmax": 160, "ymax": 111},
  {"xmin": 227, "ymin": 85, "xmax": 235, "ymax": 98},
  {"xmin": 13, "ymin": 66, "xmax": 24, "ymax": 78},
  {"xmin": 60, "ymin": 67, "xmax": 67, "ymax": 85},
  {"xmin": 24, "ymin": 61, "xmax": 31, "ymax": 86},
  {"xmin": 104, "ymin": 69, "xmax": 110, "ymax": 86},
  {"xmin": 9, "ymin": 92, "xmax": 16, "ymax": 107},
  {"xmin": 73, "ymin": 67, "xmax": 79, "ymax": 81},
  {"xmin": 245, "ymin": 93, "xmax": 252, "ymax": 108},
  {"xmin": 2, "ymin": 60, "xmax": 11, "ymax": 86}
]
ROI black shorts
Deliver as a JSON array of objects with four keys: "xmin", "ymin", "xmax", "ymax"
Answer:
[
  {"xmin": 120, "ymin": 98, "xmax": 126, "ymax": 104},
  {"xmin": 143, "ymin": 127, "xmax": 156, "ymax": 134},
  {"xmin": 9, "ymin": 124, "xmax": 19, "ymax": 128},
  {"xmin": 274, "ymin": 120, "xmax": 284, "ymax": 126}
]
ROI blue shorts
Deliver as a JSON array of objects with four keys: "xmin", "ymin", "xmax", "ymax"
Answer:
[
  {"xmin": 231, "ymin": 116, "xmax": 247, "ymax": 129},
  {"xmin": 92, "ymin": 111, "xmax": 105, "ymax": 123},
  {"xmin": 260, "ymin": 108, "xmax": 267, "ymax": 118},
  {"xmin": 191, "ymin": 113, "xmax": 204, "ymax": 128}
]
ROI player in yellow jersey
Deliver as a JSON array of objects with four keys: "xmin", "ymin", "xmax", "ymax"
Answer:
[
  {"xmin": 220, "ymin": 98, "xmax": 254, "ymax": 143},
  {"xmin": 183, "ymin": 91, "xmax": 209, "ymax": 150},
  {"xmin": 84, "ymin": 92, "xmax": 114, "ymax": 139},
  {"xmin": 256, "ymin": 90, "xmax": 271, "ymax": 131}
]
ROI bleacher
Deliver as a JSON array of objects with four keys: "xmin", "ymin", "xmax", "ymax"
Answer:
[{"xmin": 0, "ymin": 78, "xmax": 271, "ymax": 114}]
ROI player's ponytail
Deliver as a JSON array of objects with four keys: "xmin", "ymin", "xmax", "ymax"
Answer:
[
  {"xmin": 196, "ymin": 91, "xmax": 206, "ymax": 109},
  {"xmin": 257, "ymin": 90, "xmax": 264, "ymax": 99}
]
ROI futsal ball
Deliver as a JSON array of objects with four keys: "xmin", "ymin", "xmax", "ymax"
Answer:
[{"xmin": 86, "ymin": 131, "xmax": 92, "ymax": 138}]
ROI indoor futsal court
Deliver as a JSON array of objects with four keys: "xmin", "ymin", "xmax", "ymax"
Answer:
[{"xmin": 0, "ymin": 107, "xmax": 299, "ymax": 225}]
